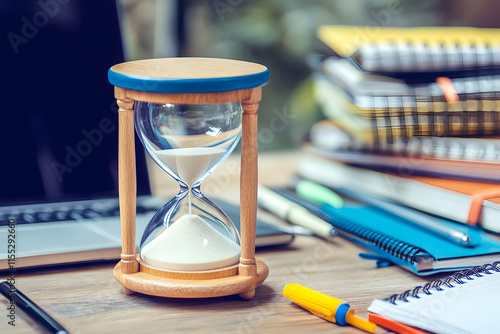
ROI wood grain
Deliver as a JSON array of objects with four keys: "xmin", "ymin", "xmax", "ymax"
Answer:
[
  {"xmin": 137, "ymin": 257, "xmax": 239, "ymax": 280},
  {"xmin": 239, "ymin": 89, "xmax": 261, "ymax": 304},
  {"xmin": 239, "ymin": 103, "xmax": 259, "ymax": 274},
  {"xmin": 110, "ymin": 58, "xmax": 267, "ymax": 79},
  {"xmin": 114, "ymin": 259, "xmax": 269, "ymax": 299},
  {"xmin": 120, "ymin": 87, "xmax": 260, "ymax": 104},
  {"xmin": 116, "ymin": 94, "xmax": 138, "ymax": 276}
]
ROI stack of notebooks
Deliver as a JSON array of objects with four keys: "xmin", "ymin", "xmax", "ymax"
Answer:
[
  {"xmin": 314, "ymin": 26, "xmax": 500, "ymax": 142},
  {"xmin": 302, "ymin": 25, "xmax": 500, "ymax": 232},
  {"xmin": 308, "ymin": 26, "xmax": 500, "ymax": 183}
]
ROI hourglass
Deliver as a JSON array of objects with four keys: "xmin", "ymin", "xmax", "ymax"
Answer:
[{"xmin": 108, "ymin": 58, "xmax": 269, "ymax": 299}]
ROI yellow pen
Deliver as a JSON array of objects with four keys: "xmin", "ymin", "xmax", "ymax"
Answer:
[{"xmin": 283, "ymin": 283, "xmax": 377, "ymax": 333}]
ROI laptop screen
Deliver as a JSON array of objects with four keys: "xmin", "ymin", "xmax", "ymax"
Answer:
[{"xmin": 0, "ymin": 1, "xmax": 151, "ymax": 206}]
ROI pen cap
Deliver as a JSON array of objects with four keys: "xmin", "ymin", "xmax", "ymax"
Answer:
[
  {"xmin": 296, "ymin": 181, "xmax": 343, "ymax": 209},
  {"xmin": 283, "ymin": 283, "xmax": 350, "ymax": 325}
]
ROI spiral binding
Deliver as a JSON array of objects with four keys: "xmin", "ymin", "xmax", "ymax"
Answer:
[
  {"xmin": 357, "ymin": 43, "xmax": 500, "ymax": 73},
  {"xmin": 331, "ymin": 127, "xmax": 500, "ymax": 161},
  {"xmin": 273, "ymin": 189, "xmax": 430, "ymax": 264},
  {"xmin": 385, "ymin": 261, "xmax": 500, "ymax": 305},
  {"xmin": 368, "ymin": 74, "xmax": 500, "ymax": 144}
]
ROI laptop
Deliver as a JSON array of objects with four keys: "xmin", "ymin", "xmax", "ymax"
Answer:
[{"xmin": 0, "ymin": 1, "xmax": 293, "ymax": 271}]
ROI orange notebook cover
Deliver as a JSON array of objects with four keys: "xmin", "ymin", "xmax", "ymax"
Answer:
[
  {"xmin": 411, "ymin": 176, "xmax": 500, "ymax": 225},
  {"xmin": 413, "ymin": 177, "xmax": 500, "ymax": 206}
]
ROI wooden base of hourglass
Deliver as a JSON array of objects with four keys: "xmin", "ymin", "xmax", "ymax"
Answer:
[
  {"xmin": 113, "ymin": 84, "xmax": 269, "ymax": 299},
  {"xmin": 113, "ymin": 257, "xmax": 269, "ymax": 299}
]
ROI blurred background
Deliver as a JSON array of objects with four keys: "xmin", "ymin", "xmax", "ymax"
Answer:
[
  {"xmin": 2, "ymin": 0, "xmax": 500, "ymax": 203},
  {"xmin": 118, "ymin": 0, "xmax": 500, "ymax": 151}
]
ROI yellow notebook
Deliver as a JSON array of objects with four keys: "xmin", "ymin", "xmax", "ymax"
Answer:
[{"xmin": 317, "ymin": 26, "xmax": 500, "ymax": 73}]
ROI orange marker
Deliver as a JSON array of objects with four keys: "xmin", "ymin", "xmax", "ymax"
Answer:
[
  {"xmin": 369, "ymin": 313, "xmax": 428, "ymax": 334},
  {"xmin": 283, "ymin": 283, "xmax": 376, "ymax": 333}
]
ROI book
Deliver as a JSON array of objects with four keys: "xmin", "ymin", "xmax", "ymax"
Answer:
[
  {"xmin": 273, "ymin": 189, "xmax": 500, "ymax": 275},
  {"xmin": 310, "ymin": 120, "xmax": 500, "ymax": 160},
  {"xmin": 308, "ymin": 121, "xmax": 500, "ymax": 182},
  {"xmin": 368, "ymin": 262, "xmax": 500, "ymax": 334},
  {"xmin": 317, "ymin": 25, "xmax": 500, "ymax": 73},
  {"xmin": 298, "ymin": 155, "xmax": 500, "ymax": 233},
  {"xmin": 308, "ymin": 145, "xmax": 500, "ymax": 183},
  {"xmin": 321, "ymin": 57, "xmax": 500, "ymax": 99},
  {"xmin": 314, "ymin": 59, "xmax": 500, "ymax": 142}
]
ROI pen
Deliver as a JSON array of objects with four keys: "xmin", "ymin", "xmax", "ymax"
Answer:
[
  {"xmin": 283, "ymin": 283, "xmax": 377, "ymax": 333},
  {"xmin": 257, "ymin": 185, "xmax": 338, "ymax": 240},
  {"xmin": 0, "ymin": 281, "xmax": 69, "ymax": 334},
  {"xmin": 296, "ymin": 180, "xmax": 475, "ymax": 247},
  {"xmin": 335, "ymin": 186, "xmax": 475, "ymax": 247},
  {"xmin": 296, "ymin": 180, "xmax": 343, "ymax": 209}
]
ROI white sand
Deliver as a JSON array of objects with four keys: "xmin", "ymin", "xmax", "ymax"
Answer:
[
  {"xmin": 155, "ymin": 147, "xmax": 226, "ymax": 186},
  {"xmin": 141, "ymin": 214, "xmax": 240, "ymax": 271}
]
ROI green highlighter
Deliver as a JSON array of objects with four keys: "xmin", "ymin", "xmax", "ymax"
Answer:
[{"xmin": 296, "ymin": 181, "xmax": 343, "ymax": 209}]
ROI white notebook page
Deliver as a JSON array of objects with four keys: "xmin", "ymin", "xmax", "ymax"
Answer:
[{"xmin": 368, "ymin": 268, "xmax": 500, "ymax": 334}]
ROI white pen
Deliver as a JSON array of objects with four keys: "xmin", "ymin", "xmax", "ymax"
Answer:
[{"xmin": 257, "ymin": 185, "xmax": 338, "ymax": 240}]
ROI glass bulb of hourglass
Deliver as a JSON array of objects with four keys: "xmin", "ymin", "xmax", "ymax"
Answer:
[
  {"xmin": 134, "ymin": 101, "xmax": 242, "ymax": 271},
  {"xmin": 155, "ymin": 147, "xmax": 226, "ymax": 215}
]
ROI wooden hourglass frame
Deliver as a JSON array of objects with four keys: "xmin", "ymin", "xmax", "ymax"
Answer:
[{"xmin": 108, "ymin": 58, "xmax": 269, "ymax": 299}]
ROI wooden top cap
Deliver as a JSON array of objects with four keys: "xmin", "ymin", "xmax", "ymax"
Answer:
[{"xmin": 108, "ymin": 57, "xmax": 269, "ymax": 93}]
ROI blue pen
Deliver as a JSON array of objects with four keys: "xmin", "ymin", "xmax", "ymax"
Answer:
[
  {"xmin": 335, "ymin": 187, "xmax": 475, "ymax": 247},
  {"xmin": 297, "ymin": 180, "xmax": 475, "ymax": 247},
  {"xmin": 0, "ymin": 281, "xmax": 68, "ymax": 334}
]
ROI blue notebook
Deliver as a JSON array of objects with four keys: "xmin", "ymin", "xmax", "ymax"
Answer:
[{"xmin": 276, "ymin": 190, "xmax": 500, "ymax": 275}]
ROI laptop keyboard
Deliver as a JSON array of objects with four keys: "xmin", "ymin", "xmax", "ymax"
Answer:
[{"xmin": 0, "ymin": 200, "xmax": 157, "ymax": 225}]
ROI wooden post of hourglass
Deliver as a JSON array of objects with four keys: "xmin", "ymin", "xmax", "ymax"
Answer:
[
  {"xmin": 239, "ymin": 88, "xmax": 261, "ymax": 299},
  {"xmin": 116, "ymin": 87, "xmax": 139, "ymax": 294},
  {"xmin": 108, "ymin": 57, "xmax": 270, "ymax": 299}
]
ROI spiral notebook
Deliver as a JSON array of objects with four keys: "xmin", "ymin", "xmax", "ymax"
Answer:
[
  {"xmin": 368, "ymin": 262, "xmax": 500, "ymax": 334},
  {"xmin": 310, "ymin": 120, "xmax": 500, "ymax": 160},
  {"xmin": 308, "ymin": 121, "xmax": 500, "ymax": 182},
  {"xmin": 315, "ymin": 59, "xmax": 500, "ymax": 142},
  {"xmin": 317, "ymin": 26, "xmax": 500, "ymax": 73},
  {"xmin": 274, "ymin": 190, "xmax": 500, "ymax": 275}
]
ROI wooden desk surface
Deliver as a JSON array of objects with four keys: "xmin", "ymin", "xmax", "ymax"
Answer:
[{"xmin": 0, "ymin": 152, "xmax": 432, "ymax": 334}]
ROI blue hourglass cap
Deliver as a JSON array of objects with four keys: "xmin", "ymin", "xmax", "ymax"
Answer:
[{"xmin": 108, "ymin": 57, "xmax": 269, "ymax": 93}]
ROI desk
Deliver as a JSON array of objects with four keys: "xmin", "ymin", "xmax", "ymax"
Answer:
[{"xmin": 0, "ymin": 152, "xmax": 431, "ymax": 334}]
